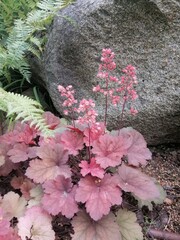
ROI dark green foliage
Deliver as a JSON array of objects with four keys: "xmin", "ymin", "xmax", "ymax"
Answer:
[{"xmin": 0, "ymin": 0, "xmax": 38, "ymax": 41}]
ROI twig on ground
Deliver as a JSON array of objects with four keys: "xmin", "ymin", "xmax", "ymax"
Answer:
[{"xmin": 147, "ymin": 228, "xmax": 180, "ymax": 240}]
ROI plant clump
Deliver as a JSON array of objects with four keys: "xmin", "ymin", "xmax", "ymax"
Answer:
[{"xmin": 0, "ymin": 49, "xmax": 166, "ymax": 240}]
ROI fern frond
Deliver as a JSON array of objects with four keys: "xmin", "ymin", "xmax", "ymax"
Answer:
[
  {"xmin": 29, "ymin": 36, "xmax": 42, "ymax": 51},
  {"xmin": 0, "ymin": 87, "xmax": 54, "ymax": 136},
  {"xmin": 0, "ymin": 0, "xmax": 74, "ymax": 83}
]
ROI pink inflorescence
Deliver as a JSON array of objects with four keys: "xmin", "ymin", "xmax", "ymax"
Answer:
[
  {"xmin": 58, "ymin": 85, "xmax": 98, "ymax": 126},
  {"xmin": 76, "ymin": 99, "xmax": 98, "ymax": 125},
  {"xmin": 93, "ymin": 48, "xmax": 138, "ymax": 114},
  {"xmin": 58, "ymin": 85, "xmax": 77, "ymax": 115}
]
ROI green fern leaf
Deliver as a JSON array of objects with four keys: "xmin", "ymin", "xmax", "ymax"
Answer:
[
  {"xmin": 0, "ymin": 87, "xmax": 54, "ymax": 136},
  {"xmin": 0, "ymin": 0, "xmax": 74, "ymax": 83}
]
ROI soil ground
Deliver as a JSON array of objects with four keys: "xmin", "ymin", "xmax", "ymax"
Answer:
[{"xmin": 142, "ymin": 144, "xmax": 180, "ymax": 239}]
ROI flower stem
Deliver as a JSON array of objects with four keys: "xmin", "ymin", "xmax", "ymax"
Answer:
[{"xmin": 104, "ymin": 76, "xmax": 109, "ymax": 128}]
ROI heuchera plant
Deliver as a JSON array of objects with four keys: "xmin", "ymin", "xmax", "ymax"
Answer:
[{"xmin": 0, "ymin": 49, "xmax": 165, "ymax": 240}]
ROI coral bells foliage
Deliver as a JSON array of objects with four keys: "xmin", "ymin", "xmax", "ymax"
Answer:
[{"xmin": 0, "ymin": 49, "xmax": 165, "ymax": 240}]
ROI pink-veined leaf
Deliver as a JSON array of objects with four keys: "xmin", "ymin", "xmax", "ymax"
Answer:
[
  {"xmin": 26, "ymin": 143, "xmax": 71, "ymax": 183},
  {"xmin": 71, "ymin": 211, "xmax": 121, "ymax": 240},
  {"xmin": 92, "ymin": 134, "xmax": 126, "ymax": 168},
  {"xmin": 0, "ymin": 122, "xmax": 37, "ymax": 145},
  {"xmin": 0, "ymin": 207, "xmax": 10, "ymax": 235},
  {"xmin": 26, "ymin": 158, "xmax": 71, "ymax": 184},
  {"xmin": 36, "ymin": 142, "xmax": 68, "ymax": 164},
  {"xmin": 79, "ymin": 158, "xmax": 105, "ymax": 179},
  {"xmin": 0, "ymin": 155, "xmax": 5, "ymax": 167},
  {"xmin": 0, "ymin": 158, "xmax": 19, "ymax": 176},
  {"xmin": 0, "ymin": 143, "xmax": 19, "ymax": 176},
  {"xmin": 119, "ymin": 127, "xmax": 152, "ymax": 166},
  {"xmin": 18, "ymin": 206, "xmax": 55, "ymax": 240},
  {"xmin": 60, "ymin": 130, "xmax": 84, "ymax": 156},
  {"xmin": 42, "ymin": 176, "xmax": 78, "ymax": 218},
  {"xmin": 117, "ymin": 164, "xmax": 160, "ymax": 200},
  {"xmin": 11, "ymin": 176, "xmax": 35, "ymax": 200},
  {"xmin": 75, "ymin": 174, "xmax": 122, "ymax": 220},
  {"xmin": 15, "ymin": 123, "xmax": 37, "ymax": 145},
  {"xmin": 0, "ymin": 228, "xmax": 21, "ymax": 240},
  {"xmin": 0, "ymin": 192, "xmax": 27, "ymax": 220},
  {"xmin": 7, "ymin": 143, "xmax": 37, "ymax": 163},
  {"xmin": 134, "ymin": 181, "xmax": 167, "ymax": 211}
]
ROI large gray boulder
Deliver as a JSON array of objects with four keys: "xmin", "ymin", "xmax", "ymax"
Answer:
[{"xmin": 34, "ymin": 0, "xmax": 180, "ymax": 145}]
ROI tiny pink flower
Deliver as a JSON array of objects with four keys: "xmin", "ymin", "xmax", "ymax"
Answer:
[{"xmin": 130, "ymin": 107, "xmax": 138, "ymax": 115}]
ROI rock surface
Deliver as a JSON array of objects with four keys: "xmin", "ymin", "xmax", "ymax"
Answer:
[{"xmin": 34, "ymin": 0, "xmax": 180, "ymax": 145}]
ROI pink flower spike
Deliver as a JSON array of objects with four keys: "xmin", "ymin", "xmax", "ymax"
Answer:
[
  {"xmin": 83, "ymin": 122, "xmax": 105, "ymax": 146},
  {"xmin": 58, "ymin": 85, "xmax": 77, "ymax": 109},
  {"xmin": 109, "ymin": 76, "xmax": 119, "ymax": 82},
  {"xmin": 79, "ymin": 158, "xmax": 105, "ymax": 179},
  {"xmin": 93, "ymin": 85, "xmax": 101, "ymax": 92},
  {"xmin": 130, "ymin": 107, "xmax": 138, "ymax": 115}
]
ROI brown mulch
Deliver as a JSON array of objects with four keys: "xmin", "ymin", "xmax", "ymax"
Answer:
[{"xmin": 142, "ymin": 144, "xmax": 180, "ymax": 239}]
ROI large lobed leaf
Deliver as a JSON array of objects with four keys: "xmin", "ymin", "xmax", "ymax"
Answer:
[
  {"xmin": 92, "ymin": 134, "xmax": 126, "ymax": 168},
  {"xmin": 134, "ymin": 181, "xmax": 167, "ymax": 210},
  {"xmin": 119, "ymin": 127, "xmax": 152, "ymax": 166},
  {"xmin": 71, "ymin": 211, "xmax": 121, "ymax": 240},
  {"xmin": 42, "ymin": 176, "xmax": 78, "ymax": 218},
  {"xmin": 18, "ymin": 206, "xmax": 55, "ymax": 240},
  {"xmin": 117, "ymin": 164, "xmax": 160, "ymax": 200},
  {"xmin": 0, "ymin": 192, "xmax": 27, "ymax": 220},
  {"xmin": 75, "ymin": 174, "xmax": 122, "ymax": 221},
  {"xmin": 26, "ymin": 143, "xmax": 71, "ymax": 183},
  {"xmin": 60, "ymin": 129, "xmax": 84, "ymax": 155},
  {"xmin": 116, "ymin": 209, "xmax": 143, "ymax": 240}
]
